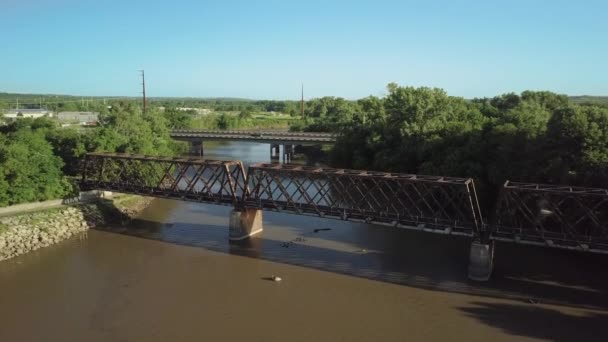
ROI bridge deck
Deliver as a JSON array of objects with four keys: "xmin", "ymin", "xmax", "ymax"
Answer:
[{"xmin": 169, "ymin": 130, "xmax": 336, "ymax": 144}]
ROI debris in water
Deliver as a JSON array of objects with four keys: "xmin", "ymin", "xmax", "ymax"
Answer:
[
  {"xmin": 313, "ymin": 228, "xmax": 332, "ymax": 233},
  {"xmin": 271, "ymin": 275, "xmax": 282, "ymax": 282}
]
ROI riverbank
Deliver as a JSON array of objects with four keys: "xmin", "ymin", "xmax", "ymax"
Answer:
[{"xmin": 0, "ymin": 194, "xmax": 154, "ymax": 261}]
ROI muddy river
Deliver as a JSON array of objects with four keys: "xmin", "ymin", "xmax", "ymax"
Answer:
[{"xmin": 1, "ymin": 141, "xmax": 607, "ymax": 341}]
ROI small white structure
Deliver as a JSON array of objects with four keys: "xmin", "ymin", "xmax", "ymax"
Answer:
[
  {"xmin": 176, "ymin": 107, "xmax": 212, "ymax": 115},
  {"xmin": 3, "ymin": 108, "xmax": 52, "ymax": 120},
  {"xmin": 57, "ymin": 111, "xmax": 99, "ymax": 125}
]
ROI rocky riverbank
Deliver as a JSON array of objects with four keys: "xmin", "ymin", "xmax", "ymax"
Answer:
[
  {"xmin": 0, "ymin": 204, "xmax": 105, "ymax": 261},
  {"xmin": 0, "ymin": 195, "xmax": 156, "ymax": 262},
  {"xmin": 110, "ymin": 195, "xmax": 155, "ymax": 218}
]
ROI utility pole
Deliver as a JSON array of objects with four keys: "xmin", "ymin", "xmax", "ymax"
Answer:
[
  {"xmin": 301, "ymin": 83, "xmax": 304, "ymax": 118},
  {"xmin": 140, "ymin": 70, "xmax": 147, "ymax": 113}
]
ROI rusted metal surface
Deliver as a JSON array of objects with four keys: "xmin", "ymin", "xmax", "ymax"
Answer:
[
  {"xmin": 80, "ymin": 153, "xmax": 482, "ymax": 236},
  {"xmin": 244, "ymin": 164, "xmax": 482, "ymax": 236},
  {"xmin": 490, "ymin": 181, "xmax": 608, "ymax": 253},
  {"xmin": 81, "ymin": 153, "xmax": 248, "ymax": 206},
  {"xmin": 80, "ymin": 153, "xmax": 608, "ymax": 253}
]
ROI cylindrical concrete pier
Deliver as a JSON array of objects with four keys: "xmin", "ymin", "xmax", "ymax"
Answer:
[{"xmin": 468, "ymin": 240, "xmax": 494, "ymax": 281}]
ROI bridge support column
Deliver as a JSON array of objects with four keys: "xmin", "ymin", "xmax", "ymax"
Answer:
[
  {"xmin": 283, "ymin": 144, "xmax": 294, "ymax": 163},
  {"xmin": 468, "ymin": 240, "xmax": 494, "ymax": 281},
  {"xmin": 270, "ymin": 144, "xmax": 279, "ymax": 161},
  {"xmin": 190, "ymin": 140, "xmax": 203, "ymax": 156},
  {"xmin": 229, "ymin": 208, "xmax": 263, "ymax": 240}
]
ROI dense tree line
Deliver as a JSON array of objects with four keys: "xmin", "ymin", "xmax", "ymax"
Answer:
[
  {"xmin": 296, "ymin": 84, "xmax": 608, "ymax": 206},
  {"xmin": 1, "ymin": 89, "xmax": 606, "ymax": 208},
  {"xmin": 0, "ymin": 104, "xmax": 182, "ymax": 207}
]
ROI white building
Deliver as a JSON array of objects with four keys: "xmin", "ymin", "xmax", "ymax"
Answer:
[
  {"xmin": 3, "ymin": 108, "xmax": 52, "ymax": 120},
  {"xmin": 57, "ymin": 111, "xmax": 99, "ymax": 125},
  {"xmin": 176, "ymin": 107, "xmax": 212, "ymax": 115}
]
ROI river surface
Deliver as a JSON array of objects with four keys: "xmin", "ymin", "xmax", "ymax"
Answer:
[{"xmin": 1, "ymin": 141, "xmax": 608, "ymax": 341}]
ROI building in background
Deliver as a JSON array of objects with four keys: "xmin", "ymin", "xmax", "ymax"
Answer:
[
  {"xmin": 57, "ymin": 111, "xmax": 99, "ymax": 126},
  {"xmin": 3, "ymin": 108, "xmax": 52, "ymax": 120}
]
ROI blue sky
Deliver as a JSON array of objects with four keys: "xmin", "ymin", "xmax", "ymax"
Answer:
[{"xmin": 2, "ymin": 0, "xmax": 607, "ymax": 99}]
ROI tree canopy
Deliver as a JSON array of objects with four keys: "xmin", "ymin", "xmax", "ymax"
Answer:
[
  {"xmin": 296, "ymin": 84, "xmax": 608, "ymax": 207},
  {"xmin": 0, "ymin": 105, "xmax": 183, "ymax": 207}
]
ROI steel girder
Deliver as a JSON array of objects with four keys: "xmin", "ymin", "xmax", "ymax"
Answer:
[
  {"xmin": 490, "ymin": 181, "xmax": 608, "ymax": 252},
  {"xmin": 81, "ymin": 153, "xmax": 247, "ymax": 205},
  {"xmin": 80, "ymin": 153, "xmax": 483, "ymax": 236},
  {"xmin": 244, "ymin": 164, "xmax": 483, "ymax": 236},
  {"xmin": 81, "ymin": 154, "xmax": 608, "ymax": 252}
]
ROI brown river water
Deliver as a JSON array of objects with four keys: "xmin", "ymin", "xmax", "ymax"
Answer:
[{"xmin": 1, "ymin": 141, "xmax": 608, "ymax": 341}]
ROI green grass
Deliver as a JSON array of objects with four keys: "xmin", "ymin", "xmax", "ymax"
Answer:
[{"xmin": 189, "ymin": 112, "xmax": 297, "ymax": 130}]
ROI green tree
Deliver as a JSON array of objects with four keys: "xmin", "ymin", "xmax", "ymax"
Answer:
[
  {"xmin": 163, "ymin": 108, "xmax": 193, "ymax": 129},
  {"xmin": 545, "ymin": 105, "xmax": 608, "ymax": 185},
  {"xmin": 0, "ymin": 129, "xmax": 69, "ymax": 205},
  {"xmin": 239, "ymin": 110, "xmax": 253, "ymax": 120},
  {"xmin": 217, "ymin": 113, "xmax": 229, "ymax": 129}
]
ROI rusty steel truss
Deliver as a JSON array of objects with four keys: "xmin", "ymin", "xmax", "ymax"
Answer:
[
  {"xmin": 80, "ymin": 153, "xmax": 483, "ymax": 236},
  {"xmin": 81, "ymin": 153, "xmax": 248, "ymax": 205},
  {"xmin": 80, "ymin": 153, "xmax": 608, "ymax": 253},
  {"xmin": 490, "ymin": 181, "xmax": 608, "ymax": 253},
  {"xmin": 245, "ymin": 163, "xmax": 483, "ymax": 236}
]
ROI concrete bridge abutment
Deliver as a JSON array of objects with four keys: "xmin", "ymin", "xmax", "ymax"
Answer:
[{"xmin": 229, "ymin": 208, "xmax": 264, "ymax": 240}]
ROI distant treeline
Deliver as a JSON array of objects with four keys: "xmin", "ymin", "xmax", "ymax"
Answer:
[
  {"xmin": 2, "ymin": 91, "xmax": 606, "ymax": 113},
  {"xmin": 0, "ymin": 94, "xmax": 307, "ymax": 116},
  {"xmin": 0, "ymin": 87, "xmax": 606, "ymax": 208}
]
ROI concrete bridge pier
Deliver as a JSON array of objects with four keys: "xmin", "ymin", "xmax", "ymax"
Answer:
[
  {"xmin": 190, "ymin": 140, "xmax": 204, "ymax": 156},
  {"xmin": 283, "ymin": 144, "xmax": 294, "ymax": 163},
  {"xmin": 270, "ymin": 144, "xmax": 280, "ymax": 161},
  {"xmin": 468, "ymin": 240, "xmax": 494, "ymax": 281},
  {"xmin": 229, "ymin": 208, "xmax": 263, "ymax": 240}
]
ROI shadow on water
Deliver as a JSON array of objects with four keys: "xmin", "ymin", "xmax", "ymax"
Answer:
[
  {"xmin": 93, "ymin": 201, "xmax": 608, "ymax": 312},
  {"xmin": 458, "ymin": 302, "xmax": 608, "ymax": 341}
]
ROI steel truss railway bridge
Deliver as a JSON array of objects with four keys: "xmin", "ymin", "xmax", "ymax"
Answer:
[
  {"xmin": 81, "ymin": 153, "xmax": 608, "ymax": 281},
  {"xmin": 169, "ymin": 130, "xmax": 336, "ymax": 162}
]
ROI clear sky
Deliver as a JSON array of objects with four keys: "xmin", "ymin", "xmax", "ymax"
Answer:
[{"xmin": 2, "ymin": 0, "xmax": 607, "ymax": 99}]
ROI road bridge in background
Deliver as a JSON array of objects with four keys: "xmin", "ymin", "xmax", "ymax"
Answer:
[
  {"xmin": 80, "ymin": 153, "xmax": 608, "ymax": 281},
  {"xmin": 169, "ymin": 130, "xmax": 336, "ymax": 162}
]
